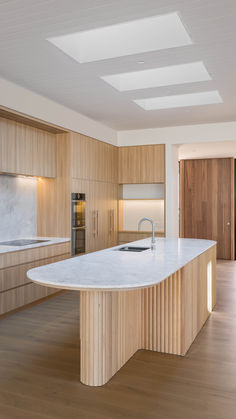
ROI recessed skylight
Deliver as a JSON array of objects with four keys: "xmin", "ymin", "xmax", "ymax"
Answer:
[
  {"xmin": 47, "ymin": 12, "xmax": 192, "ymax": 63},
  {"xmin": 133, "ymin": 91, "xmax": 223, "ymax": 110},
  {"xmin": 101, "ymin": 61, "xmax": 211, "ymax": 91}
]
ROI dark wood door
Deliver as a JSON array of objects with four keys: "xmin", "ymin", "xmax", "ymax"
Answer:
[{"xmin": 180, "ymin": 158, "xmax": 234, "ymax": 260}]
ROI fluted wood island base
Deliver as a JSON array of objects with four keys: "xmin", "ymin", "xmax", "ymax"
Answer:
[{"xmin": 27, "ymin": 239, "xmax": 216, "ymax": 387}]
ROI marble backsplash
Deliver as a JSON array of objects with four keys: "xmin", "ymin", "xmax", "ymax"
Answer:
[{"xmin": 0, "ymin": 174, "xmax": 37, "ymax": 241}]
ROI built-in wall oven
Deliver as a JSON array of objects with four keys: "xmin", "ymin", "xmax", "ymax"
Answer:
[{"xmin": 71, "ymin": 193, "xmax": 86, "ymax": 255}]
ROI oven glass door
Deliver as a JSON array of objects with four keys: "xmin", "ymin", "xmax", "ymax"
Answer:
[
  {"xmin": 72, "ymin": 227, "xmax": 85, "ymax": 255},
  {"xmin": 72, "ymin": 200, "xmax": 85, "ymax": 228}
]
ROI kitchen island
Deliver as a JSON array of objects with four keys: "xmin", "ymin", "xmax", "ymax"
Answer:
[{"xmin": 27, "ymin": 238, "xmax": 216, "ymax": 386}]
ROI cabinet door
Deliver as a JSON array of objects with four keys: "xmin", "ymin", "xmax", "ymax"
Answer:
[
  {"xmin": 118, "ymin": 144, "xmax": 165, "ymax": 184},
  {"xmin": 72, "ymin": 180, "xmax": 118, "ymax": 252},
  {"xmin": 0, "ymin": 117, "xmax": 56, "ymax": 177},
  {"xmin": 107, "ymin": 183, "xmax": 118, "ymax": 247},
  {"xmin": 95, "ymin": 182, "xmax": 118, "ymax": 250},
  {"xmin": 71, "ymin": 133, "xmax": 118, "ymax": 183}
]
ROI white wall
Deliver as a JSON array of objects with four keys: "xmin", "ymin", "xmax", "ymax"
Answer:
[
  {"xmin": 123, "ymin": 200, "xmax": 164, "ymax": 232},
  {"xmin": 165, "ymin": 144, "xmax": 179, "ymax": 238},
  {"xmin": 179, "ymin": 140, "xmax": 236, "ymax": 159},
  {"xmin": 0, "ymin": 77, "xmax": 117, "ymax": 145},
  {"xmin": 117, "ymin": 122, "xmax": 236, "ymax": 146}
]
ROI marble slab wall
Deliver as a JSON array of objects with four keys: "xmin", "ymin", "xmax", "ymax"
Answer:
[{"xmin": 0, "ymin": 174, "xmax": 37, "ymax": 240}]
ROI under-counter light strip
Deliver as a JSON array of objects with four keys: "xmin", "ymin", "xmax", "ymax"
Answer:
[
  {"xmin": 101, "ymin": 61, "xmax": 211, "ymax": 91},
  {"xmin": 47, "ymin": 12, "xmax": 192, "ymax": 63},
  {"xmin": 133, "ymin": 90, "xmax": 223, "ymax": 110}
]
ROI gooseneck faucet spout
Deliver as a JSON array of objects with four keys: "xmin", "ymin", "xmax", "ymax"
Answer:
[{"xmin": 138, "ymin": 217, "xmax": 156, "ymax": 248}]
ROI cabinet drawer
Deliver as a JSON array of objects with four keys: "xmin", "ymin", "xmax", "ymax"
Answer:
[
  {"xmin": 0, "ymin": 283, "xmax": 56, "ymax": 315},
  {"xmin": 0, "ymin": 253, "xmax": 70, "ymax": 292}
]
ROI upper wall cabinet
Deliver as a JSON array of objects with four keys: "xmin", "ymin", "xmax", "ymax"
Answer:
[
  {"xmin": 70, "ymin": 133, "xmax": 118, "ymax": 183},
  {"xmin": 118, "ymin": 144, "xmax": 165, "ymax": 184},
  {"xmin": 0, "ymin": 117, "xmax": 56, "ymax": 178}
]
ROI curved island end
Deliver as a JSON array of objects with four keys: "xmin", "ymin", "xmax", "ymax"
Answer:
[{"xmin": 27, "ymin": 238, "xmax": 216, "ymax": 387}]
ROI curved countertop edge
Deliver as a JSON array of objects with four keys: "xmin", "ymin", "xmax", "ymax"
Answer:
[{"xmin": 27, "ymin": 238, "xmax": 216, "ymax": 292}]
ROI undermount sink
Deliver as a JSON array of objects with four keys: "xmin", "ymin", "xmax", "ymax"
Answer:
[
  {"xmin": 116, "ymin": 246, "xmax": 150, "ymax": 252},
  {"xmin": 0, "ymin": 239, "xmax": 50, "ymax": 246}
]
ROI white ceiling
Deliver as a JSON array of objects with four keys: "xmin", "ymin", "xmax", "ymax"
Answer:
[{"xmin": 1, "ymin": 0, "xmax": 236, "ymax": 130}]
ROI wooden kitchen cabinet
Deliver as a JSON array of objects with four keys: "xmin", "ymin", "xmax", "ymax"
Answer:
[
  {"xmin": 0, "ymin": 242, "xmax": 71, "ymax": 316},
  {"xmin": 72, "ymin": 179, "xmax": 118, "ymax": 252},
  {"xmin": 70, "ymin": 132, "xmax": 118, "ymax": 183},
  {"xmin": 118, "ymin": 144, "xmax": 165, "ymax": 184},
  {"xmin": 0, "ymin": 117, "xmax": 56, "ymax": 178}
]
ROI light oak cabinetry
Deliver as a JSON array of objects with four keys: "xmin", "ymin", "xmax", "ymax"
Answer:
[
  {"xmin": 71, "ymin": 178, "xmax": 118, "ymax": 252},
  {"xmin": 71, "ymin": 133, "xmax": 118, "ymax": 183},
  {"xmin": 118, "ymin": 144, "xmax": 165, "ymax": 184},
  {"xmin": 0, "ymin": 117, "xmax": 56, "ymax": 178},
  {"xmin": 118, "ymin": 144, "xmax": 166, "ymax": 237},
  {"xmin": 37, "ymin": 133, "xmax": 71, "ymax": 238},
  {"xmin": 38, "ymin": 132, "xmax": 118, "ymax": 253},
  {"xmin": 71, "ymin": 132, "xmax": 118, "ymax": 252},
  {"xmin": 0, "ymin": 242, "xmax": 71, "ymax": 316}
]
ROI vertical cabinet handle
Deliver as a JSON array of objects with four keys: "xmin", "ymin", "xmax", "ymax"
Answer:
[
  {"xmin": 96, "ymin": 210, "xmax": 99, "ymax": 237},
  {"xmin": 93, "ymin": 210, "xmax": 96, "ymax": 237},
  {"xmin": 109, "ymin": 210, "xmax": 112, "ymax": 235},
  {"xmin": 109, "ymin": 209, "xmax": 115, "ymax": 235},
  {"xmin": 112, "ymin": 209, "xmax": 114, "ymax": 233}
]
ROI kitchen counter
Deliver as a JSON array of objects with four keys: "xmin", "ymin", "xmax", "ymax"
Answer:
[
  {"xmin": 27, "ymin": 238, "xmax": 215, "ymax": 290},
  {"xmin": 27, "ymin": 238, "xmax": 216, "ymax": 387},
  {"xmin": 0, "ymin": 237, "xmax": 70, "ymax": 254}
]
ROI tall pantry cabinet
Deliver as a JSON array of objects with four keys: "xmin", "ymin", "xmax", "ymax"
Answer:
[
  {"xmin": 70, "ymin": 133, "xmax": 118, "ymax": 253},
  {"xmin": 37, "ymin": 132, "xmax": 118, "ymax": 254}
]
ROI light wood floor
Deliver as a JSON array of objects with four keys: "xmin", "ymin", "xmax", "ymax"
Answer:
[{"xmin": 0, "ymin": 260, "xmax": 236, "ymax": 419}]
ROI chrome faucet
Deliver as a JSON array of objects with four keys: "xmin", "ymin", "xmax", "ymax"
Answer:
[{"xmin": 138, "ymin": 217, "xmax": 156, "ymax": 248}]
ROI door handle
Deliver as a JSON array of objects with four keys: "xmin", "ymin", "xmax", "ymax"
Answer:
[{"xmin": 226, "ymin": 222, "xmax": 231, "ymax": 226}]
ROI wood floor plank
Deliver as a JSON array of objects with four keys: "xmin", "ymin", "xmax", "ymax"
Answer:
[{"xmin": 0, "ymin": 261, "xmax": 235, "ymax": 418}]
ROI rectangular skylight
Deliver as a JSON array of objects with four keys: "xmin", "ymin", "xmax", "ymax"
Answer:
[
  {"xmin": 101, "ymin": 61, "xmax": 211, "ymax": 91},
  {"xmin": 133, "ymin": 91, "xmax": 223, "ymax": 110},
  {"xmin": 47, "ymin": 12, "xmax": 192, "ymax": 63}
]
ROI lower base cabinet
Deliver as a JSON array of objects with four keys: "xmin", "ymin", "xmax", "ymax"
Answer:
[{"xmin": 0, "ymin": 242, "xmax": 70, "ymax": 316}]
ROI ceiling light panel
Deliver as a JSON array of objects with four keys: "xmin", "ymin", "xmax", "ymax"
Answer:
[
  {"xmin": 101, "ymin": 61, "xmax": 211, "ymax": 91},
  {"xmin": 47, "ymin": 12, "xmax": 192, "ymax": 63},
  {"xmin": 133, "ymin": 91, "xmax": 223, "ymax": 110}
]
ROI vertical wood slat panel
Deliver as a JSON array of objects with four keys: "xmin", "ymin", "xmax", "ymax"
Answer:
[
  {"xmin": 80, "ymin": 245, "xmax": 216, "ymax": 386},
  {"xmin": 141, "ymin": 270, "xmax": 183, "ymax": 355},
  {"xmin": 80, "ymin": 290, "xmax": 142, "ymax": 386},
  {"xmin": 141, "ymin": 246, "xmax": 216, "ymax": 356}
]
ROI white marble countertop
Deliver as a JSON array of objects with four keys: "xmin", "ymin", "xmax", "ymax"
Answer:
[
  {"xmin": 0, "ymin": 237, "xmax": 70, "ymax": 254},
  {"xmin": 27, "ymin": 238, "xmax": 216, "ymax": 291}
]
